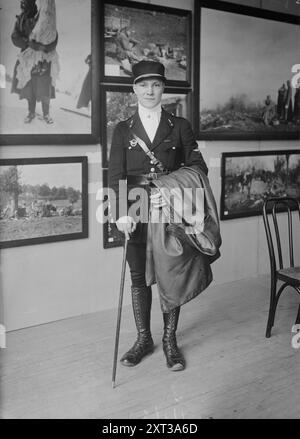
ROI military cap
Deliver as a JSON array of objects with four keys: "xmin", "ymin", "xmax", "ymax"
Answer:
[{"xmin": 132, "ymin": 60, "xmax": 166, "ymax": 84}]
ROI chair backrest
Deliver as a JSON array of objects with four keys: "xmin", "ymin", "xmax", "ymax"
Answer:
[{"xmin": 262, "ymin": 197, "xmax": 300, "ymax": 274}]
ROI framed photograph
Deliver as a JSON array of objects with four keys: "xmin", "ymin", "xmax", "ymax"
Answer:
[
  {"xmin": 220, "ymin": 150, "xmax": 300, "ymax": 220},
  {"xmin": 0, "ymin": 156, "xmax": 88, "ymax": 248},
  {"xmin": 101, "ymin": 0, "xmax": 192, "ymax": 87},
  {"xmin": 0, "ymin": 0, "xmax": 99, "ymax": 145},
  {"xmin": 195, "ymin": 0, "xmax": 300, "ymax": 140},
  {"xmin": 102, "ymin": 169, "xmax": 123, "ymax": 249},
  {"xmin": 101, "ymin": 85, "xmax": 191, "ymax": 167}
]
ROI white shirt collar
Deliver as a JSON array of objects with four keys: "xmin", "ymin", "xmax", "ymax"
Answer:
[
  {"xmin": 137, "ymin": 104, "xmax": 162, "ymax": 142},
  {"xmin": 138, "ymin": 103, "xmax": 162, "ymax": 117}
]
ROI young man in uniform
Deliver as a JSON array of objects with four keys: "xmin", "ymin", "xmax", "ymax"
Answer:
[{"xmin": 108, "ymin": 60, "xmax": 208, "ymax": 371}]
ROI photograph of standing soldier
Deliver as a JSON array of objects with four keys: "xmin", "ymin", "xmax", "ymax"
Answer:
[
  {"xmin": 284, "ymin": 79, "xmax": 293, "ymax": 123},
  {"xmin": 108, "ymin": 61, "xmax": 212, "ymax": 372},
  {"xmin": 293, "ymin": 80, "xmax": 300, "ymax": 124},
  {"xmin": 262, "ymin": 94, "xmax": 276, "ymax": 126},
  {"xmin": 276, "ymin": 83, "xmax": 286, "ymax": 121}
]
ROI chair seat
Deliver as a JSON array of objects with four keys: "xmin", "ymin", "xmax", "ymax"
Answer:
[{"xmin": 278, "ymin": 266, "xmax": 300, "ymax": 284}]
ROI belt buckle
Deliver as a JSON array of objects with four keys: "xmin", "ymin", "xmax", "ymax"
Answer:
[{"xmin": 148, "ymin": 172, "xmax": 158, "ymax": 180}]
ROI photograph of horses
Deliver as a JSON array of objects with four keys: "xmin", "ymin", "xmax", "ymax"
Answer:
[
  {"xmin": 0, "ymin": 157, "xmax": 88, "ymax": 248},
  {"xmin": 220, "ymin": 150, "xmax": 300, "ymax": 220}
]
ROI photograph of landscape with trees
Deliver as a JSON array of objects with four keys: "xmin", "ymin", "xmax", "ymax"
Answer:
[
  {"xmin": 200, "ymin": 7, "xmax": 300, "ymax": 138},
  {"xmin": 0, "ymin": 158, "xmax": 87, "ymax": 247}
]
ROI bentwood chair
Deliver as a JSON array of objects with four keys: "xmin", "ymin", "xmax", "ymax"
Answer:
[{"xmin": 262, "ymin": 197, "xmax": 300, "ymax": 338}]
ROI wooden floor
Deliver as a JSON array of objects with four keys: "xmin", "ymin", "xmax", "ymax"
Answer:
[{"xmin": 1, "ymin": 275, "xmax": 300, "ymax": 419}]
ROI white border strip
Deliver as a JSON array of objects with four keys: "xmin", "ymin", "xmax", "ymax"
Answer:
[{"xmin": 0, "ymin": 324, "xmax": 6, "ymax": 348}]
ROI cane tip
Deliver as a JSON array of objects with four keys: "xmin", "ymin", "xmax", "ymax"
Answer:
[{"xmin": 112, "ymin": 381, "xmax": 116, "ymax": 389}]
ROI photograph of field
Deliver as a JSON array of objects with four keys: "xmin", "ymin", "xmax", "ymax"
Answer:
[
  {"xmin": 221, "ymin": 151, "xmax": 300, "ymax": 220},
  {"xmin": 0, "ymin": 158, "xmax": 87, "ymax": 247},
  {"xmin": 200, "ymin": 7, "xmax": 300, "ymax": 138},
  {"xmin": 104, "ymin": 2, "xmax": 190, "ymax": 82},
  {"xmin": 105, "ymin": 90, "xmax": 188, "ymax": 162}
]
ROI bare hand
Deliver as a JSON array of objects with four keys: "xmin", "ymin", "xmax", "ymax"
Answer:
[{"xmin": 116, "ymin": 216, "xmax": 136, "ymax": 240}]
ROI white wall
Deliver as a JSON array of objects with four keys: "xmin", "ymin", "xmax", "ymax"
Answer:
[{"xmin": 1, "ymin": 0, "xmax": 300, "ymax": 331}]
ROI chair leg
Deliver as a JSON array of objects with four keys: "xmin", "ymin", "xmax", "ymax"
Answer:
[{"xmin": 266, "ymin": 279, "xmax": 277, "ymax": 338}]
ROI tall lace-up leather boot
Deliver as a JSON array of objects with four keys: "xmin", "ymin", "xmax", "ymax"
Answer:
[
  {"xmin": 120, "ymin": 286, "xmax": 154, "ymax": 367},
  {"xmin": 162, "ymin": 307, "xmax": 185, "ymax": 371}
]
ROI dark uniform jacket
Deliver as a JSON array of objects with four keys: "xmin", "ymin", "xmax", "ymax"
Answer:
[{"xmin": 108, "ymin": 108, "xmax": 208, "ymax": 243}]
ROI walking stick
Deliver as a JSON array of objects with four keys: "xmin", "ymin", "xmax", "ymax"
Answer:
[{"xmin": 112, "ymin": 237, "xmax": 128, "ymax": 388}]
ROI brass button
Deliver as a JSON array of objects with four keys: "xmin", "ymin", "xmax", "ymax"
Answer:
[{"xmin": 150, "ymin": 167, "xmax": 155, "ymax": 172}]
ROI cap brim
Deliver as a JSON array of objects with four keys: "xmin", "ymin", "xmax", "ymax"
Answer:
[{"xmin": 133, "ymin": 73, "xmax": 166, "ymax": 84}]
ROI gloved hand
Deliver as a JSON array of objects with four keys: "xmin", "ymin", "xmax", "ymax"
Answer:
[
  {"xmin": 116, "ymin": 216, "xmax": 136, "ymax": 240},
  {"xmin": 150, "ymin": 189, "xmax": 167, "ymax": 209}
]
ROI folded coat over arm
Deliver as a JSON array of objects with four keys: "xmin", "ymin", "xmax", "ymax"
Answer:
[{"xmin": 146, "ymin": 166, "xmax": 222, "ymax": 312}]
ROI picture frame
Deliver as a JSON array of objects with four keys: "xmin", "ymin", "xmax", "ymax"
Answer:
[
  {"xmin": 101, "ymin": 0, "xmax": 192, "ymax": 87},
  {"xmin": 220, "ymin": 149, "xmax": 300, "ymax": 220},
  {"xmin": 0, "ymin": 156, "xmax": 88, "ymax": 248},
  {"xmin": 102, "ymin": 169, "xmax": 123, "ymax": 249},
  {"xmin": 0, "ymin": 0, "xmax": 100, "ymax": 145},
  {"xmin": 194, "ymin": 0, "xmax": 300, "ymax": 140},
  {"xmin": 100, "ymin": 85, "xmax": 192, "ymax": 168}
]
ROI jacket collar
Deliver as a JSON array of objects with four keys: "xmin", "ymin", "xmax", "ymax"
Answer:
[
  {"xmin": 127, "ymin": 111, "xmax": 151, "ymax": 146},
  {"xmin": 151, "ymin": 109, "xmax": 174, "ymax": 151},
  {"xmin": 126, "ymin": 109, "xmax": 175, "ymax": 150}
]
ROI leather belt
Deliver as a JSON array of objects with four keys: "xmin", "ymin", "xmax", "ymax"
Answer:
[{"xmin": 127, "ymin": 172, "xmax": 169, "ymax": 186}]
